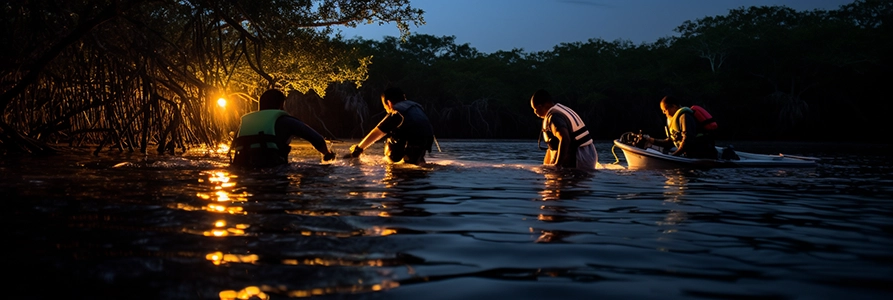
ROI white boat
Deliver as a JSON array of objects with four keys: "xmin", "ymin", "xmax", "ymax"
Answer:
[{"xmin": 612, "ymin": 133, "xmax": 820, "ymax": 170}]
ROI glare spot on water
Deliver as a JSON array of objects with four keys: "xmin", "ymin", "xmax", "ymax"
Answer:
[
  {"xmin": 218, "ymin": 285, "xmax": 268, "ymax": 300},
  {"xmin": 8, "ymin": 140, "xmax": 892, "ymax": 299}
]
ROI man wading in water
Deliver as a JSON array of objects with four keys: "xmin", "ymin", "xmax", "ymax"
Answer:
[
  {"xmin": 530, "ymin": 89, "xmax": 598, "ymax": 170},
  {"xmin": 347, "ymin": 87, "xmax": 434, "ymax": 165},
  {"xmin": 229, "ymin": 89, "xmax": 335, "ymax": 168}
]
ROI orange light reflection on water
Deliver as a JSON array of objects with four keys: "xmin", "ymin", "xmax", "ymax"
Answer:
[
  {"xmin": 199, "ymin": 167, "xmax": 404, "ymax": 299},
  {"xmin": 177, "ymin": 171, "xmax": 250, "ymax": 215},
  {"xmin": 291, "ymin": 225, "xmax": 396, "ymax": 238},
  {"xmin": 282, "ymin": 257, "xmax": 386, "ymax": 267},
  {"xmin": 657, "ymin": 172, "xmax": 690, "ymax": 242},
  {"xmin": 178, "ymin": 219, "xmax": 251, "ymax": 237},
  {"xmin": 219, "ymin": 286, "xmax": 268, "ymax": 300},
  {"xmin": 283, "ymin": 281, "xmax": 400, "ymax": 298},
  {"xmin": 216, "ymin": 143, "xmax": 230, "ymax": 154},
  {"xmin": 206, "ymin": 251, "xmax": 259, "ymax": 266},
  {"xmin": 218, "ymin": 282, "xmax": 400, "ymax": 299},
  {"xmin": 538, "ymin": 171, "xmax": 563, "ymax": 201}
]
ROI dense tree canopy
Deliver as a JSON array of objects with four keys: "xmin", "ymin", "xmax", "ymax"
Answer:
[
  {"xmin": 2, "ymin": 0, "xmax": 889, "ymax": 156},
  {"xmin": 311, "ymin": 0, "xmax": 889, "ymax": 143},
  {"xmin": 0, "ymin": 0, "xmax": 422, "ymax": 154}
]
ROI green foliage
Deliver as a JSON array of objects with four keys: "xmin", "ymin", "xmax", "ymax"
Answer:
[
  {"xmin": 0, "ymin": 0, "xmax": 422, "ymax": 154},
  {"xmin": 2, "ymin": 0, "xmax": 889, "ymax": 155}
]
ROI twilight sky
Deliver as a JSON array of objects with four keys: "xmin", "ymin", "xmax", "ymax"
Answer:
[{"xmin": 338, "ymin": 0, "xmax": 857, "ymax": 53}]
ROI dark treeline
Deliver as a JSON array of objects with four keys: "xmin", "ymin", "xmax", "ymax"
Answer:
[
  {"xmin": 1, "ymin": 0, "xmax": 889, "ymax": 156},
  {"xmin": 296, "ymin": 0, "xmax": 891, "ymax": 143},
  {"xmin": 0, "ymin": 0, "xmax": 422, "ymax": 155}
]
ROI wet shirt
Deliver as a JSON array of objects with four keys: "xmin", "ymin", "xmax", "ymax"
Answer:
[
  {"xmin": 275, "ymin": 116, "xmax": 329, "ymax": 153},
  {"xmin": 544, "ymin": 109, "xmax": 598, "ymax": 170},
  {"xmin": 376, "ymin": 113, "xmax": 403, "ymax": 134},
  {"xmin": 375, "ymin": 101, "xmax": 433, "ymax": 141},
  {"xmin": 543, "ymin": 110, "xmax": 571, "ymax": 149},
  {"xmin": 547, "ymin": 112, "xmax": 571, "ymax": 134}
]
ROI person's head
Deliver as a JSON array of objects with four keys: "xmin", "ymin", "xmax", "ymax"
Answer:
[
  {"xmin": 259, "ymin": 89, "xmax": 286, "ymax": 110},
  {"xmin": 530, "ymin": 89, "xmax": 554, "ymax": 119},
  {"xmin": 381, "ymin": 87, "xmax": 405, "ymax": 113},
  {"xmin": 659, "ymin": 95, "xmax": 681, "ymax": 119}
]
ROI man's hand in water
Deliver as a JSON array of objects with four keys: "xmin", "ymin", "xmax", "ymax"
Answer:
[
  {"xmin": 345, "ymin": 144, "xmax": 363, "ymax": 158},
  {"xmin": 323, "ymin": 150, "xmax": 336, "ymax": 162}
]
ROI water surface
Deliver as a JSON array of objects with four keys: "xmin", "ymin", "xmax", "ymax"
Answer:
[{"xmin": 3, "ymin": 140, "xmax": 892, "ymax": 299}]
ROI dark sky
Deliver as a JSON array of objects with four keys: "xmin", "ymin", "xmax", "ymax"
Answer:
[{"xmin": 338, "ymin": 0, "xmax": 856, "ymax": 53}]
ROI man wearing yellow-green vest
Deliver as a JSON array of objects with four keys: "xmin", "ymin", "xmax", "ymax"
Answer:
[
  {"xmin": 643, "ymin": 96, "xmax": 717, "ymax": 159},
  {"xmin": 230, "ymin": 89, "xmax": 335, "ymax": 168}
]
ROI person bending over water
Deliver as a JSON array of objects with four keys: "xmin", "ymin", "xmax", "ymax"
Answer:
[
  {"xmin": 230, "ymin": 89, "xmax": 335, "ymax": 168},
  {"xmin": 642, "ymin": 95, "xmax": 717, "ymax": 159},
  {"xmin": 530, "ymin": 89, "xmax": 598, "ymax": 170},
  {"xmin": 347, "ymin": 87, "xmax": 434, "ymax": 165}
]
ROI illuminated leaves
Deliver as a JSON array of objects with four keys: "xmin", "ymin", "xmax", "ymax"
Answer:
[{"xmin": 0, "ymin": 0, "xmax": 423, "ymax": 152}]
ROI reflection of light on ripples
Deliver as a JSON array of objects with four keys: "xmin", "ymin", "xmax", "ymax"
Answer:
[
  {"xmin": 196, "ymin": 171, "xmax": 248, "ymax": 202},
  {"xmin": 539, "ymin": 189, "xmax": 560, "ymax": 201},
  {"xmin": 178, "ymin": 219, "xmax": 250, "ymax": 237},
  {"xmin": 282, "ymin": 257, "xmax": 387, "ymax": 267},
  {"xmin": 173, "ymin": 171, "xmax": 250, "ymax": 214},
  {"xmin": 293, "ymin": 226, "xmax": 396, "ymax": 238},
  {"xmin": 348, "ymin": 191, "xmax": 386, "ymax": 199},
  {"xmin": 216, "ymin": 143, "xmax": 230, "ymax": 154},
  {"xmin": 300, "ymin": 230, "xmax": 354, "ymax": 237},
  {"xmin": 286, "ymin": 210, "xmax": 341, "ymax": 216},
  {"xmin": 218, "ymin": 279, "xmax": 399, "ymax": 298},
  {"xmin": 657, "ymin": 210, "xmax": 688, "ymax": 226},
  {"xmin": 539, "ymin": 171, "xmax": 562, "ymax": 201},
  {"xmin": 200, "ymin": 220, "xmax": 249, "ymax": 237},
  {"xmin": 205, "ymin": 251, "xmax": 259, "ymax": 265},
  {"xmin": 285, "ymin": 209, "xmax": 390, "ymax": 217},
  {"xmin": 528, "ymin": 227, "xmax": 561, "ymax": 243},
  {"xmin": 284, "ymin": 281, "xmax": 400, "ymax": 297},
  {"xmin": 219, "ymin": 286, "xmax": 268, "ymax": 300},
  {"xmin": 172, "ymin": 203, "xmax": 246, "ymax": 214},
  {"xmin": 429, "ymin": 158, "xmax": 538, "ymax": 171},
  {"xmin": 658, "ymin": 173, "xmax": 690, "ymax": 229},
  {"xmin": 366, "ymin": 226, "xmax": 397, "ymax": 236},
  {"xmin": 661, "ymin": 172, "xmax": 689, "ymax": 200},
  {"xmin": 360, "ymin": 211, "xmax": 391, "ymax": 217},
  {"xmin": 208, "ymin": 172, "xmax": 229, "ymax": 183},
  {"xmin": 535, "ymin": 231, "xmax": 555, "ymax": 243}
]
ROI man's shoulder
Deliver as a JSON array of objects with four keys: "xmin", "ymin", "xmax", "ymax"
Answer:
[
  {"xmin": 274, "ymin": 113, "xmax": 296, "ymax": 121},
  {"xmin": 546, "ymin": 109, "xmax": 570, "ymax": 123},
  {"xmin": 275, "ymin": 114, "xmax": 307, "ymax": 128}
]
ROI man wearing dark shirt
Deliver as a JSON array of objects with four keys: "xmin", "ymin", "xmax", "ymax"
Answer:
[
  {"xmin": 347, "ymin": 87, "xmax": 434, "ymax": 165},
  {"xmin": 230, "ymin": 89, "xmax": 335, "ymax": 168}
]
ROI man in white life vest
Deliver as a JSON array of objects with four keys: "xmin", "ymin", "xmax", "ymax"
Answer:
[{"xmin": 530, "ymin": 89, "xmax": 598, "ymax": 170}]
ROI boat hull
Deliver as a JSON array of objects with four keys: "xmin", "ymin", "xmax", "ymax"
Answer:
[{"xmin": 613, "ymin": 139, "xmax": 818, "ymax": 170}]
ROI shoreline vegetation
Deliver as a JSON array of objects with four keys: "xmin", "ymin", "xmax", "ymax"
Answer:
[{"xmin": 1, "ymin": 0, "xmax": 889, "ymax": 156}]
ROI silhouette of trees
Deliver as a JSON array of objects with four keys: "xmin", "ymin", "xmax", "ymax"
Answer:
[
  {"xmin": 330, "ymin": 0, "xmax": 889, "ymax": 142},
  {"xmin": 0, "ymin": 0, "xmax": 422, "ymax": 155},
  {"xmin": 3, "ymin": 0, "xmax": 889, "ymax": 157}
]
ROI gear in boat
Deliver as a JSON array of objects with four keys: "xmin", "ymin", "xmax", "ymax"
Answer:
[{"xmin": 611, "ymin": 132, "xmax": 820, "ymax": 170}]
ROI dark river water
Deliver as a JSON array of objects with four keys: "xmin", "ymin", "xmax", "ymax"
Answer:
[{"xmin": 3, "ymin": 140, "xmax": 892, "ymax": 300}]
